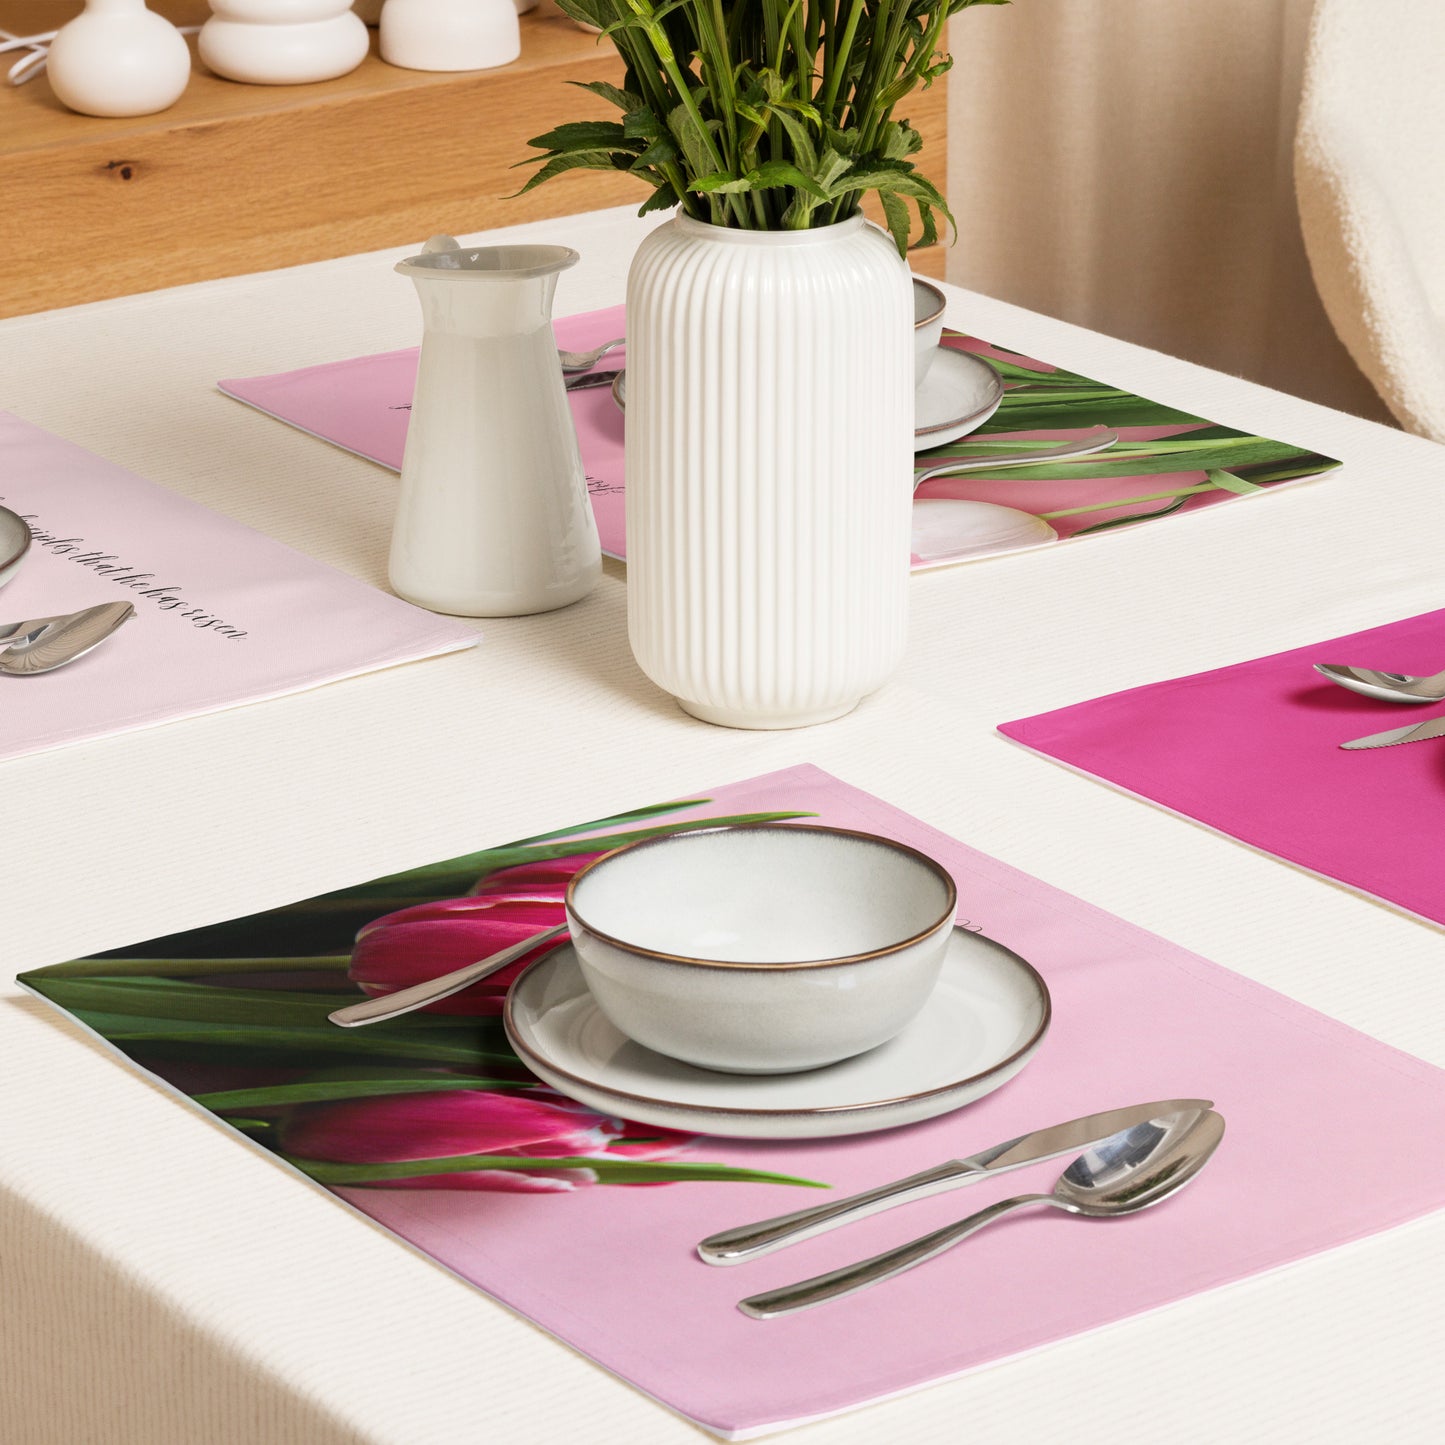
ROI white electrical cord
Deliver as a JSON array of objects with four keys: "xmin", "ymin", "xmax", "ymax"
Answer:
[
  {"xmin": 0, "ymin": 24, "xmax": 201, "ymax": 86},
  {"xmin": 0, "ymin": 28, "xmax": 57, "ymax": 85}
]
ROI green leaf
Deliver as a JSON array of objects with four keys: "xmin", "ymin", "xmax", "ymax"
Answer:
[
  {"xmin": 64, "ymin": 1011, "xmax": 515, "ymax": 1067},
  {"xmin": 622, "ymin": 107, "xmax": 666, "ymax": 140},
  {"xmin": 510, "ymin": 150, "xmax": 631, "ymax": 197},
  {"xmin": 879, "ymin": 189, "xmax": 911, "ymax": 256},
  {"xmin": 568, "ymin": 79, "xmax": 645, "ymax": 115},
  {"xmin": 195, "ymin": 1076, "xmax": 534, "ymax": 1110},
  {"xmin": 28, "ymin": 976, "xmax": 357, "ymax": 1027},
  {"xmin": 281, "ymin": 1151, "xmax": 829, "ymax": 1189},
  {"xmin": 637, "ymin": 182, "xmax": 681, "ymax": 216},
  {"xmin": 550, "ymin": 0, "xmax": 615, "ymax": 32},
  {"xmin": 666, "ymin": 100, "xmax": 724, "ymax": 180},
  {"xmin": 1203, "ymin": 467, "xmax": 1265, "ymax": 495},
  {"xmin": 975, "ymin": 397, "xmax": 1206, "ymax": 433},
  {"xmin": 21, "ymin": 954, "xmax": 350, "ymax": 981},
  {"xmin": 692, "ymin": 161, "xmax": 827, "ymax": 198},
  {"xmin": 525, "ymin": 120, "xmax": 629, "ymax": 154}
]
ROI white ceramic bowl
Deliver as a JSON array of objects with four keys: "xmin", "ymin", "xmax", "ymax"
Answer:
[
  {"xmin": 0, "ymin": 505, "xmax": 32, "ymax": 591},
  {"xmin": 913, "ymin": 276, "xmax": 947, "ymax": 388},
  {"xmin": 564, "ymin": 825, "xmax": 958, "ymax": 1074}
]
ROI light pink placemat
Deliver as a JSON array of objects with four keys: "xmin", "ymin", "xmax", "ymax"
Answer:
[
  {"xmin": 220, "ymin": 305, "xmax": 632, "ymax": 560},
  {"xmin": 21, "ymin": 764, "xmax": 1445, "ymax": 1437},
  {"xmin": 1000, "ymin": 611, "xmax": 1445, "ymax": 929},
  {"xmin": 0, "ymin": 411, "xmax": 477, "ymax": 762},
  {"xmin": 219, "ymin": 305, "xmax": 1338, "ymax": 570}
]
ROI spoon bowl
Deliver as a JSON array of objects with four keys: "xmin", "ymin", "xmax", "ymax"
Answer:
[
  {"xmin": 558, "ymin": 337, "xmax": 624, "ymax": 373},
  {"xmin": 0, "ymin": 601, "xmax": 136, "ymax": 676},
  {"xmin": 739, "ymin": 1107, "xmax": 1225, "ymax": 1318},
  {"xmin": 1313, "ymin": 662, "xmax": 1445, "ymax": 704}
]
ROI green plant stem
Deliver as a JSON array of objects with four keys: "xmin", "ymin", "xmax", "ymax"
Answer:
[{"xmin": 819, "ymin": 0, "xmax": 865, "ymax": 121}]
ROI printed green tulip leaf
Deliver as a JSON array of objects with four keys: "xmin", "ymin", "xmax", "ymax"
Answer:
[
  {"xmin": 195, "ymin": 1076, "xmax": 539, "ymax": 1111},
  {"xmin": 282, "ymin": 1151, "xmax": 828, "ymax": 1190}
]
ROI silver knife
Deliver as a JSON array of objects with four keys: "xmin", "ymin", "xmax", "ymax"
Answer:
[
  {"xmin": 695, "ymin": 1096, "xmax": 1213, "ymax": 1265},
  {"xmin": 563, "ymin": 369, "xmax": 623, "ymax": 392},
  {"xmin": 1340, "ymin": 715, "xmax": 1445, "ymax": 750}
]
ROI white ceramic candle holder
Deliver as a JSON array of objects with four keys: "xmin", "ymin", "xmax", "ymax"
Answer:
[
  {"xmin": 199, "ymin": 0, "xmax": 369, "ymax": 85},
  {"xmin": 46, "ymin": 0, "xmax": 191, "ymax": 118},
  {"xmin": 379, "ymin": 0, "xmax": 520, "ymax": 72}
]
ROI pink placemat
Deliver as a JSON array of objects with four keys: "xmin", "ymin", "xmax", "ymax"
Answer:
[
  {"xmin": 19, "ymin": 764, "xmax": 1445, "ymax": 1437},
  {"xmin": 999, "ymin": 611, "xmax": 1445, "ymax": 929},
  {"xmin": 0, "ymin": 411, "xmax": 477, "ymax": 762},
  {"xmin": 219, "ymin": 305, "xmax": 1339, "ymax": 570}
]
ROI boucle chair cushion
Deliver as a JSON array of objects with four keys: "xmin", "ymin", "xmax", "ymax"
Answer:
[{"xmin": 1295, "ymin": 0, "xmax": 1445, "ymax": 440}]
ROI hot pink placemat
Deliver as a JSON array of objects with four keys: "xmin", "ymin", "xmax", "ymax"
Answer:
[
  {"xmin": 219, "ymin": 304, "xmax": 1338, "ymax": 570},
  {"xmin": 1000, "ymin": 611, "xmax": 1445, "ymax": 929},
  {"xmin": 0, "ymin": 411, "xmax": 477, "ymax": 762},
  {"xmin": 20, "ymin": 764, "xmax": 1445, "ymax": 1437}
]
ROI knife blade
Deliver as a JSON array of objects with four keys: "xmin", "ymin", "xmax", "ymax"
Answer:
[
  {"xmin": 1340, "ymin": 714, "xmax": 1445, "ymax": 750},
  {"xmin": 563, "ymin": 368, "xmax": 623, "ymax": 392},
  {"xmin": 695, "ymin": 1096, "xmax": 1214, "ymax": 1265}
]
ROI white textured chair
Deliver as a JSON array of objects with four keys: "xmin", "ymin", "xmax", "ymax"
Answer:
[{"xmin": 1296, "ymin": 0, "xmax": 1445, "ymax": 440}]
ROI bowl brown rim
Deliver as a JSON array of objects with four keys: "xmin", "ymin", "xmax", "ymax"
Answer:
[
  {"xmin": 912, "ymin": 275, "xmax": 947, "ymax": 330},
  {"xmin": 563, "ymin": 823, "xmax": 958, "ymax": 971},
  {"xmin": 0, "ymin": 504, "xmax": 33, "ymax": 581}
]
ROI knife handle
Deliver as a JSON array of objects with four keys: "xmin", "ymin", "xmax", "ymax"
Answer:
[{"xmin": 696, "ymin": 1160, "xmax": 977, "ymax": 1265}]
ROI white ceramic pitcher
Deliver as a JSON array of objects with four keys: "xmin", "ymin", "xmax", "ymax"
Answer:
[{"xmin": 388, "ymin": 237, "xmax": 602, "ymax": 617}]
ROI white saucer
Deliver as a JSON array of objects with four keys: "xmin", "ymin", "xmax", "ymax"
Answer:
[
  {"xmin": 503, "ymin": 927, "xmax": 1051, "ymax": 1140},
  {"xmin": 912, "ymin": 499, "xmax": 1058, "ymax": 563},
  {"xmin": 914, "ymin": 347, "xmax": 1005, "ymax": 450},
  {"xmin": 0, "ymin": 505, "xmax": 31, "ymax": 590},
  {"xmin": 610, "ymin": 349, "xmax": 1005, "ymax": 455}
]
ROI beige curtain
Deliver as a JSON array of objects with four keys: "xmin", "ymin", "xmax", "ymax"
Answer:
[{"xmin": 945, "ymin": 0, "xmax": 1392, "ymax": 424}]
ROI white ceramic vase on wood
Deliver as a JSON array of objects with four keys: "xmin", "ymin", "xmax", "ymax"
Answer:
[
  {"xmin": 624, "ymin": 213, "xmax": 914, "ymax": 729},
  {"xmin": 47, "ymin": 0, "xmax": 191, "ymax": 117},
  {"xmin": 199, "ymin": 0, "xmax": 369, "ymax": 85},
  {"xmin": 388, "ymin": 237, "xmax": 602, "ymax": 618},
  {"xmin": 379, "ymin": 0, "xmax": 519, "ymax": 71}
]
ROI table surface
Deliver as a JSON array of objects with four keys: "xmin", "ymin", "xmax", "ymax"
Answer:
[{"xmin": 4, "ymin": 204, "xmax": 1445, "ymax": 1445}]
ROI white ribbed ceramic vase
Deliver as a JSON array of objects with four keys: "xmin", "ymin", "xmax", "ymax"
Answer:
[{"xmin": 625, "ymin": 213, "xmax": 913, "ymax": 729}]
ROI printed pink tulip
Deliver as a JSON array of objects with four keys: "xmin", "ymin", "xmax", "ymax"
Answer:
[
  {"xmin": 280, "ymin": 1086, "xmax": 694, "ymax": 1192},
  {"xmin": 468, "ymin": 853, "xmax": 602, "ymax": 897},
  {"xmin": 348, "ymin": 892, "xmax": 566, "ymax": 1015}
]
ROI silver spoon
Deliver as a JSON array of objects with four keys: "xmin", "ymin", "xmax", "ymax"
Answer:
[
  {"xmin": 328, "ymin": 921, "xmax": 569, "ymax": 1027},
  {"xmin": 912, "ymin": 430, "xmax": 1120, "ymax": 490},
  {"xmin": 0, "ymin": 610, "xmax": 71, "ymax": 649},
  {"xmin": 738, "ymin": 1107, "xmax": 1225, "ymax": 1319},
  {"xmin": 0, "ymin": 601, "xmax": 136, "ymax": 676},
  {"xmin": 1313, "ymin": 662, "xmax": 1445, "ymax": 704},
  {"xmin": 558, "ymin": 338, "xmax": 624, "ymax": 373}
]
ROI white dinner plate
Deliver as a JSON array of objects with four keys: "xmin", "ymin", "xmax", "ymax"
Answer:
[
  {"xmin": 503, "ymin": 927, "xmax": 1051, "ymax": 1140},
  {"xmin": 609, "ymin": 347, "xmax": 1006, "ymax": 455},
  {"xmin": 0, "ymin": 505, "xmax": 31, "ymax": 590}
]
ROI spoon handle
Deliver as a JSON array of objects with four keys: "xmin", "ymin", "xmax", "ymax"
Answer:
[
  {"xmin": 912, "ymin": 431, "xmax": 1119, "ymax": 489},
  {"xmin": 738, "ymin": 1192, "xmax": 1052, "ymax": 1319},
  {"xmin": 328, "ymin": 922, "xmax": 568, "ymax": 1027}
]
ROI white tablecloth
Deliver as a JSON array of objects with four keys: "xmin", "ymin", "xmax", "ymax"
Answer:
[{"xmin": 3, "ymin": 205, "xmax": 1444, "ymax": 1445}]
